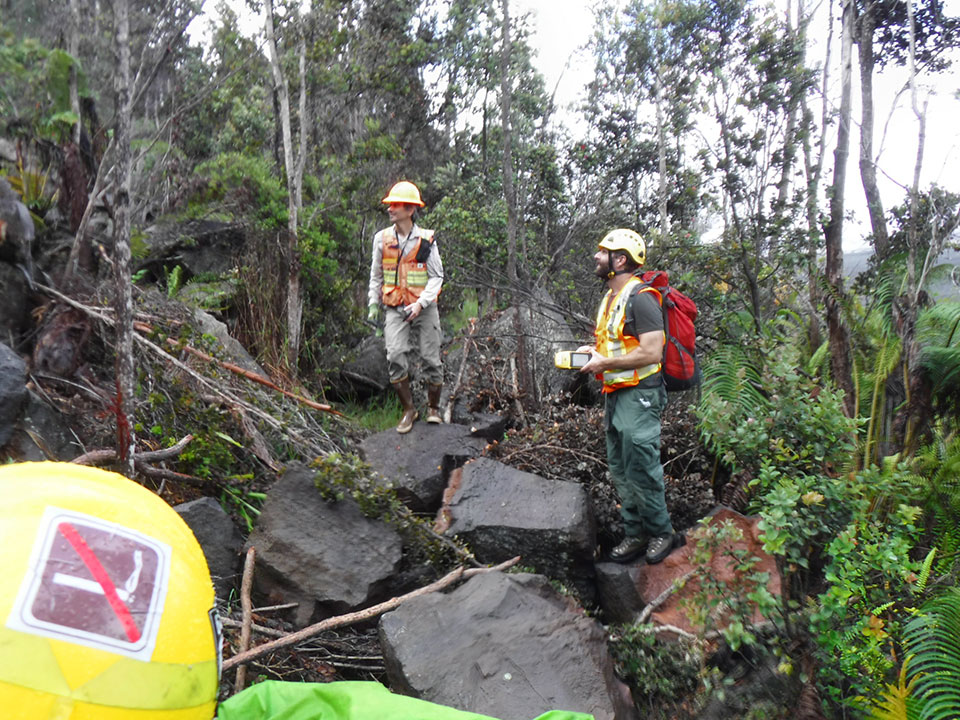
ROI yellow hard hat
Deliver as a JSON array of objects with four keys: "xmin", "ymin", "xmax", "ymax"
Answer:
[
  {"xmin": 598, "ymin": 228, "xmax": 646, "ymax": 267},
  {"xmin": 382, "ymin": 181, "xmax": 425, "ymax": 207},
  {"xmin": 0, "ymin": 462, "xmax": 220, "ymax": 720}
]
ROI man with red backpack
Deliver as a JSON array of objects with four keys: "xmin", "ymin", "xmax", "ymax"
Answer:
[{"xmin": 577, "ymin": 229, "xmax": 685, "ymax": 565}]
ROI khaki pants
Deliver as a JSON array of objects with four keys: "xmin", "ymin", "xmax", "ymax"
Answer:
[{"xmin": 383, "ymin": 303, "xmax": 443, "ymax": 385}]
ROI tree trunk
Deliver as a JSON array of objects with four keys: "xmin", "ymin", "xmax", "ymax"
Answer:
[
  {"xmin": 265, "ymin": 0, "xmax": 303, "ymax": 369},
  {"xmin": 895, "ymin": 0, "xmax": 931, "ymax": 454},
  {"xmin": 655, "ymin": 65, "xmax": 669, "ymax": 240},
  {"xmin": 822, "ymin": 0, "xmax": 855, "ymax": 416},
  {"xmin": 857, "ymin": 2, "xmax": 890, "ymax": 259},
  {"xmin": 801, "ymin": 0, "xmax": 828, "ymax": 353},
  {"xmin": 112, "ymin": 0, "xmax": 136, "ymax": 476},
  {"xmin": 68, "ymin": 0, "xmax": 81, "ymax": 146},
  {"xmin": 500, "ymin": 0, "xmax": 518, "ymax": 285}
]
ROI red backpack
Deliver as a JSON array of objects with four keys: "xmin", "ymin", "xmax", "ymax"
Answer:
[{"xmin": 638, "ymin": 270, "xmax": 700, "ymax": 391}]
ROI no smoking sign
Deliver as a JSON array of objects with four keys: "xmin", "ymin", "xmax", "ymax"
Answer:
[{"xmin": 8, "ymin": 506, "xmax": 171, "ymax": 661}]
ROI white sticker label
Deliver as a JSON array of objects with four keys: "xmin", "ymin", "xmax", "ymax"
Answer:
[{"xmin": 7, "ymin": 506, "xmax": 171, "ymax": 660}]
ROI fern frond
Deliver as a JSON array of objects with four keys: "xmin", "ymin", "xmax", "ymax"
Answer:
[
  {"xmin": 808, "ymin": 339, "xmax": 830, "ymax": 376},
  {"xmin": 869, "ymin": 658, "xmax": 919, "ymax": 720},
  {"xmin": 916, "ymin": 549, "xmax": 937, "ymax": 595},
  {"xmin": 701, "ymin": 344, "xmax": 769, "ymax": 411},
  {"xmin": 917, "ymin": 302, "xmax": 960, "ymax": 350},
  {"xmin": 904, "ymin": 588, "xmax": 960, "ymax": 720}
]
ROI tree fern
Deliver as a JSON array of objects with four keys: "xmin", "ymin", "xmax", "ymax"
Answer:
[
  {"xmin": 914, "ymin": 434, "xmax": 960, "ymax": 576},
  {"xmin": 904, "ymin": 588, "xmax": 960, "ymax": 720},
  {"xmin": 916, "ymin": 301, "xmax": 960, "ymax": 417},
  {"xmin": 701, "ymin": 343, "xmax": 768, "ymax": 411}
]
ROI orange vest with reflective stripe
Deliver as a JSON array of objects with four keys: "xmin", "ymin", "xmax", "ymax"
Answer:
[
  {"xmin": 595, "ymin": 277, "xmax": 662, "ymax": 394},
  {"xmin": 381, "ymin": 226, "xmax": 435, "ymax": 307}
]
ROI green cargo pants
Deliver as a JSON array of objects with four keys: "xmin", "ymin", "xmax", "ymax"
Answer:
[{"xmin": 604, "ymin": 383, "xmax": 673, "ymax": 539}]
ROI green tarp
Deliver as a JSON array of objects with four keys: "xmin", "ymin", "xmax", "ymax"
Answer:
[{"xmin": 216, "ymin": 680, "xmax": 595, "ymax": 720}]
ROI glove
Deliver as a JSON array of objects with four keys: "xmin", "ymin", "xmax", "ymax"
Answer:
[{"xmin": 367, "ymin": 304, "xmax": 382, "ymax": 337}]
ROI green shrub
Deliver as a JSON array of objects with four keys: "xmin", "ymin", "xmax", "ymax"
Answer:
[
  {"xmin": 609, "ymin": 624, "xmax": 701, "ymax": 716},
  {"xmin": 698, "ymin": 346, "xmax": 858, "ymax": 477}
]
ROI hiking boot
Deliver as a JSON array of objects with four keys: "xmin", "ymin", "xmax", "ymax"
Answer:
[
  {"xmin": 393, "ymin": 379, "xmax": 418, "ymax": 434},
  {"xmin": 646, "ymin": 533, "xmax": 685, "ymax": 565},
  {"xmin": 609, "ymin": 536, "xmax": 647, "ymax": 563},
  {"xmin": 426, "ymin": 384, "xmax": 443, "ymax": 424}
]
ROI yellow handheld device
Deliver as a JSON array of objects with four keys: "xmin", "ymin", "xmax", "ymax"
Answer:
[{"xmin": 554, "ymin": 350, "xmax": 591, "ymax": 369}]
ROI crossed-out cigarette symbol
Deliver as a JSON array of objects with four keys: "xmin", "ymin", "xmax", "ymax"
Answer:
[{"xmin": 53, "ymin": 549, "xmax": 144, "ymax": 601}]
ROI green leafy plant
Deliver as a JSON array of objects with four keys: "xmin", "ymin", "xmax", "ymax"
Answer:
[
  {"xmin": 807, "ymin": 462, "xmax": 926, "ymax": 713},
  {"xmin": 220, "ymin": 482, "xmax": 265, "ymax": 533},
  {"xmin": 165, "ymin": 265, "xmax": 185, "ymax": 297},
  {"xmin": 698, "ymin": 344, "xmax": 858, "ymax": 477},
  {"xmin": 753, "ymin": 463, "xmax": 852, "ymax": 592},
  {"xmin": 310, "ymin": 453, "xmax": 465, "ymax": 569},
  {"xmin": 916, "ymin": 301, "xmax": 960, "ymax": 419},
  {"xmin": 681, "ymin": 517, "xmax": 778, "ymax": 651},
  {"xmin": 911, "ymin": 430, "xmax": 960, "ymax": 578},
  {"xmin": 608, "ymin": 623, "xmax": 701, "ymax": 717}
]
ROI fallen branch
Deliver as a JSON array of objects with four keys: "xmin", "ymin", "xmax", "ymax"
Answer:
[
  {"xmin": 71, "ymin": 433, "xmax": 195, "ymax": 465},
  {"xmin": 134, "ymin": 462, "xmax": 206, "ymax": 487},
  {"xmin": 637, "ymin": 569, "xmax": 696, "ymax": 624},
  {"xmin": 223, "ymin": 556, "xmax": 520, "ymax": 671},
  {"xmin": 499, "ymin": 443, "xmax": 605, "ymax": 466},
  {"xmin": 133, "ymin": 321, "xmax": 341, "ymax": 416},
  {"xmin": 234, "ymin": 547, "xmax": 256, "ymax": 693}
]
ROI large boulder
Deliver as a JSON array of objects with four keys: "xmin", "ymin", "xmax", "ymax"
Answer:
[
  {"xmin": 0, "ymin": 262, "xmax": 28, "ymax": 339},
  {"xmin": 443, "ymin": 457, "xmax": 597, "ymax": 604},
  {"xmin": 482, "ymin": 289, "xmax": 586, "ymax": 401},
  {"xmin": 335, "ymin": 335, "xmax": 390, "ymax": 399},
  {"xmin": 2, "ymin": 389, "xmax": 79, "ymax": 461},
  {"xmin": 359, "ymin": 423, "xmax": 487, "ymax": 512},
  {"xmin": 175, "ymin": 496, "xmax": 244, "ymax": 603},
  {"xmin": 138, "ymin": 219, "xmax": 246, "ymax": 278},
  {"xmin": 379, "ymin": 571, "xmax": 637, "ymax": 720},
  {"xmin": 192, "ymin": 308, "xmax": 265, "ymax": 376},
  {"xmin": 0, "ymin": 177, "xmax": 35, "ymax": 266},
  {"xmin": 0, "ymin": 342, "xmax": 27, "ymax": 449},
  {"xmin": 245, "ymin": 465, "xmax": 404, "ymax": 627},
  {"xmin": 596, "ymin": 507, "xmax": 782, "ymax": 634}
]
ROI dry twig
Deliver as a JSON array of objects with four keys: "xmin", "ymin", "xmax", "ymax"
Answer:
[{"xmin": 234, "ymin": 547, "xmax": 257, "ymax": 693}]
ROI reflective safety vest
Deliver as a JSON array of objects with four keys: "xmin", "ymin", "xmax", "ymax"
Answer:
[
  {"xmin": 594, "ymin": 276, "xmax": 662, "ymax": 393},
  {"xmin": 381, "ymin": 226, "xmax": 435, "ymax": 307}
]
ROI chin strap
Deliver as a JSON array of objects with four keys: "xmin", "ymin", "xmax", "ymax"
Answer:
[{"xmin": 606, "ymin": 250, "xmax": 634, "ymax": 278}]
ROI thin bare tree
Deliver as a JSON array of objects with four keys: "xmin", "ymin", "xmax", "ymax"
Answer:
[{"xmin": 264, "ymin": 0, "xmax": 308, "ymax": 369}]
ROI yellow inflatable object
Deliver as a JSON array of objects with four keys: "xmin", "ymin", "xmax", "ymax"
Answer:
[{"xmin": 0, "ymin": 462, "xmax": 219, "ymax": 720}]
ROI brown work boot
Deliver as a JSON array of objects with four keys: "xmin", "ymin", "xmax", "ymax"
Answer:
[
  {"xmin": 393, "ymin": 379, "xmax": 418, "ymax": 434},
  {"xmin": 426, "ymin": 384, "xmax": 443, "ymax": 424}
]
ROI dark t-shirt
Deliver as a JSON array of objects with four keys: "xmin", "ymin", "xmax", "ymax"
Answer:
[{"xmin": 622, "ymin": 286, "xmax": 664, "ymax": 389}]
